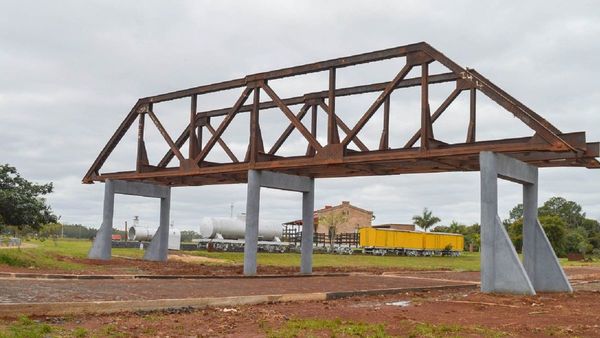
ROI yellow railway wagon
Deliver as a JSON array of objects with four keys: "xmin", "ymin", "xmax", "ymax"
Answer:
[{"xmin": 359, "ymin": 227, "xmax": 464, "ymax": 256}]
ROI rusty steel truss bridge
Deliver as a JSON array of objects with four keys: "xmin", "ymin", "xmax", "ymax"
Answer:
[
  {"xmin": 85, "ymin": 43, "xmax": 599, "ymax": 294},
  {"xmin": 83, "ymin": 42, "xmax": 599, "ymax": 186}
]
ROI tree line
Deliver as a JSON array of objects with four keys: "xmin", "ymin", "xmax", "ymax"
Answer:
[{"xmin": 421, "ymin": 196, "xmax": 600, "ymax": 257}]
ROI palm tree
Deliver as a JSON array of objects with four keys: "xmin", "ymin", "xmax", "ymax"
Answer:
[{"xmin": 412, "ymin": 208, "xmax": 441, "ymax": 232}]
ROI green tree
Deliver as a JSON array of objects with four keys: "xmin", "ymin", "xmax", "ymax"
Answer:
[
  {"xmin": 319, "ymin": 211, "xmax": 348, "ymax": 250},
  {"xmin": 0, "ymin": 164, "xmax": 57, "ymax": 230},
  {"xmin": 564, "ymin": 227, "xmax": 589, "ymax": 254},
  {"xmin": 180, "ymin": 230, "xmax": 201, "ymax": 243},
  {"xmin": 538, "ymin": 197, "xmax": 585, "ymax": 228},
  {"xmin": 507, "ymin": 215, "xmax": 567, "ymax": 256},
  {"xmin": 412, "ymin": 208, "xmax": 441, "ymax": 232}
]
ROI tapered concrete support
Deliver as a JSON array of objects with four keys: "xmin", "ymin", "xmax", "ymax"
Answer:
[
  {"xmin": 243, "ymin": 170, "xmax": 315, "ymax": 276},
  {"xmin": 243, "ymin": 170, "xmax": 261, "ymax": 276},
  {"xmin": 480, "ymin": 151, "xmax": 571, "ymax": 294},
  {"xmin": 301, "ymin": 179, "xmax": 315, "ymax": 274},
  {"xmin": 143, "ymin": 189, "xmax": 172, "ymax": 262},
  {"xmin": 88, "ymin": 179, "xmax": 171, "ymax": 261},
  {"xmin": 88, "ymin": 180, "xmax": 115, "ymax": 260},
  {"xmin": 523, "ymin": 184, "xmax": 572, "ymax": 292}
]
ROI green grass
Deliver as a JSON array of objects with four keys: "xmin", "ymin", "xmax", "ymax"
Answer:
[
  {"xmin": 264, "ymin": 318, "xmax": 390, "ymax": 338},
  {"xmin": 0, "ymin": 316, "xmax": 53, "ymax": 338},
  {"xmin": 184, "ymin": 250, "xmax": 483, "ymax": 271},
  {"xmin": 0, "ymin": 238, "xmax": 144, "ymax": 271},
  {"xmin": 409, "ymin": 322, "xmax": 508, "ymax": 338},
  {"xmin": 2, "ymin": 238, "xmax": 600, "ymax": 273}
]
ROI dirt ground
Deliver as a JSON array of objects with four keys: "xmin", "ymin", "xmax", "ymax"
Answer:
[
  {"xmin": 0, "ymin": 254, "xmax": 430, "ymax": 276},
  {"xmin": 2, "ymin": 283, "xmax": 598, "ymax": 337},
  {"xmin": 2, "ymin": 258, "xmax": 600, "ymax": 337}
]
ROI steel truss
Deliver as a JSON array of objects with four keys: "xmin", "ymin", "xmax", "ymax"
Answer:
[{"xmin": 83, "ymin": 42, "xmax": 599, "ymax": 186}]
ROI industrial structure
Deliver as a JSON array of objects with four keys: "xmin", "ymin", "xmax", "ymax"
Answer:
[
  {"xmin": 83, "ymin": 42, "xmax": 599, "ymax": 294},
  {"xmin": 283, "ymin": 201, "xmax": 374, "ymax": 233}
]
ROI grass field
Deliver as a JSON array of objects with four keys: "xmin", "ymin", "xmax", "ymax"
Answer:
[{"xmin": 0, "ymin": 238, "xmax": 598, "ymax": 272}]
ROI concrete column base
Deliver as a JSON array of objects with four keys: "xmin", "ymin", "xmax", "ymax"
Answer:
[
  {"xmin": 480, "ymin": 151, "xmax": 571, "ymax": 295},
  {"xmin": 88, "ymin": 180, "xmax": 171, "ymax": 262},
  {"xmin": 244, "ymin": 170, "xmax": 315, "ymax": 276},
  {"xmin": 88, "ymin": 180, "xmax": 115, "ymax": 260}
]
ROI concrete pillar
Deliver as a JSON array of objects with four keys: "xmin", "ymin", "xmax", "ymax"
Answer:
[
  {"xmin": 480, "ymin": 152, "xmax": 535, "ymax": 295},
  {"xmin": 301, "ymin": 178, "xmax": 315, "ymax": 274},
  {"xmin": 244, "ymin": 170, "xmax": 261, "ymax": 275},
  {"xmin": 143, "ymin": 188, "xmax": 171, "ymax": 262},
  {"xmin": 88, "ymin": 180, "xmax": 115, "ymax": 260},
  {"xmin": 523, "ymin": 182, "xmax": 572, "ymax": 292}
]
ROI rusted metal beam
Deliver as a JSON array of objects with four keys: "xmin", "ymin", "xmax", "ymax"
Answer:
[
  {"xmin": 317, "ymin": 101, "xmax": 369, "ymax": 152},
  {"xmin": 379, "ymin": 96, "xmax": 390, "ymax": 150},
  {"xmin": 136, "ymin": 112, "xmax": 148, "ymax": 172},
  {"xmin": 268, "ymin": 103, "xmax": 310, "ymax": 155},
  {"xmin": 196, "ymin": 73, "xmax": 458, "ymax": 119},
  {"xmin": 84, "ymin": 43, "xmax": 598, "ymax": 186},
  {"xmin": 306, "ymin": 104, "xmax": 318, "ymax": 156},
  {"xmin": 248, "ymin": 86, "xmax": 263, "ymax": 163},
  {"xmin": 420, "ymin": 62, "xmax": 432, "ymax": 151},
  {"xmin": 83, "ymin": 100, "xmax": 143, "ymax": 183},
  {"xmin": 155, "ymin": 72, "xmax": 457, "ymax": 167},
  {"xmin": 95, "ymin": 132, "xmax": 596, "ymax": 184},
  {"xmin": 189, "ymin": 95, "xmax": 198, "ymax": 159},
  {"xmin": 193, "ymin": 86, "xmax": 253, "ymax": 165},
  {"xmin": 328, "ymin": 68, "xmax": 340, "ymax": 144},
  {"xmin": 342, "ymin": 63, "xmax": 414, "ymax": 147},
  {"xmin": 146, "ymin": 109, "xmax": 185, "ymax": 163},
  {"xmin": 466, "ymin": 88, "xmax": 476, "ymax": 143},
  {"xmin": 404, "ymin": 88, "xmax": 462, "ymax": 148},
  {"xmin": 205, "ymin": 122, "xmax": 239, "ymax": 163},
  {"xmin": 261, "ymin": 82, "xmax": 322, "ymax": 152}
]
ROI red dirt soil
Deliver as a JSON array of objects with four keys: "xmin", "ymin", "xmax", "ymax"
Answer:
[{"xmin": 5, "ymin": 285, "xmax": 599, "ymax": 337}]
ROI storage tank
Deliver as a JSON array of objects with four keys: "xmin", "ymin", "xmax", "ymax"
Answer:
[
  {"xmin": 128, "ymin": 226, "xmax": 181, "ymax": 250},
  {"xmin": 199, "ymin": 216, "xmax": 281, "ymax": 240},
  {"xmin": 128, "ymin": 226, "xmax": 155, "ymax": 242}
]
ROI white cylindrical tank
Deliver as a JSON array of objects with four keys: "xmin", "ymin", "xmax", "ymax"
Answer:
[
  {"xmin": 128, "ymin": 226, "xmax": 181, "ymax": 250},
  {"xmin": 199, "ymin": 216, "xmax": 281, "ymax": 240},
  {"xmin": 128, "ymin": 226, "xmax": 156, "ymax": 242},
  {"xmin": 168, "ymin": 227, "xmax": 181, "ymax": 250}
]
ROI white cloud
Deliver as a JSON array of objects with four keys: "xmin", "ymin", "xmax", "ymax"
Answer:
[{"xmin": 1, "ymin": 0, "xmax": 599, "ymax": 232}]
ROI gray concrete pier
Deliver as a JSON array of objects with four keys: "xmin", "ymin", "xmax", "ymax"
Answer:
[
  {"xmin": 479, "ymin": 151, "xmax": 572, "ymax": 294},
  {"xmin": 244, "ymin": 170, "xmax": 315, "ymax": 276},
  {"xmin": 88, "ymin": 179, "xmax": 171, "ymax": 261}
]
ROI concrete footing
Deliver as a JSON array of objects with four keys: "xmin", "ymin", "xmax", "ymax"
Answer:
[
  {"xmin": 480, "ymin": 151, "xmax": 572, "ymax": 294},
  {"xmin": 244, "ymin": 170, "xmax": 315, "ymax": 276},
  {"xmin": 88, "ymin": 180, "xmax": 171, "ymax": 262}
]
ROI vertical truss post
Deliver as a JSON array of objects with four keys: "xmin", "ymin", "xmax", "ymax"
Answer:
[
  {"xmin": 328, "ymin": 68, "xmax": 340, "ymax": 145},
  {"xmin": 379, "ymin": 96, "xmax": 390, "ymax": 150},
  {"xmin": 197, "ymin": 122, "xmax": 203, "ymax": 154},
  {"xmin": 136, "ymin": 112, "xmax": 148, "ymax": 172},
  {"xmin": 306, "ymin": 104, "xmax": 318, "ymax": 156},
  {"xmin": 189, "ymin": 95, "xmax": 198, "ymax": 158},
  {"xmin": 466, "ymin": 88, "xmax": 476, "ymax": 143},
  {"xmin": 249, "ymin": 86, "xmax": 262, "ymax": 163},
  {"xmin": 420, "ymin": 63, "xmax": 431, "ymax": 150}
]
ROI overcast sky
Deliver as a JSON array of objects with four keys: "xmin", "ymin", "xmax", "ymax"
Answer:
[{"xmin": 1, "ymin": 1, "xmax": 599, "ymax": 232}]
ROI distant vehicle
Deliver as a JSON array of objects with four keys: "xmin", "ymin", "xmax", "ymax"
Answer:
[{"xmin": 359, "ymin": 227, "xmax": 463, "ymax": 256}]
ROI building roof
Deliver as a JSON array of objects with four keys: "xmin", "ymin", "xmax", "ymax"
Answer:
[
  {"xmin": 283, "ymin": 201, "xmax": 373, "ymax": 225},
  {"xmin": 315, "ymin": 201, "xmax": 373, "ymax": 215}
]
